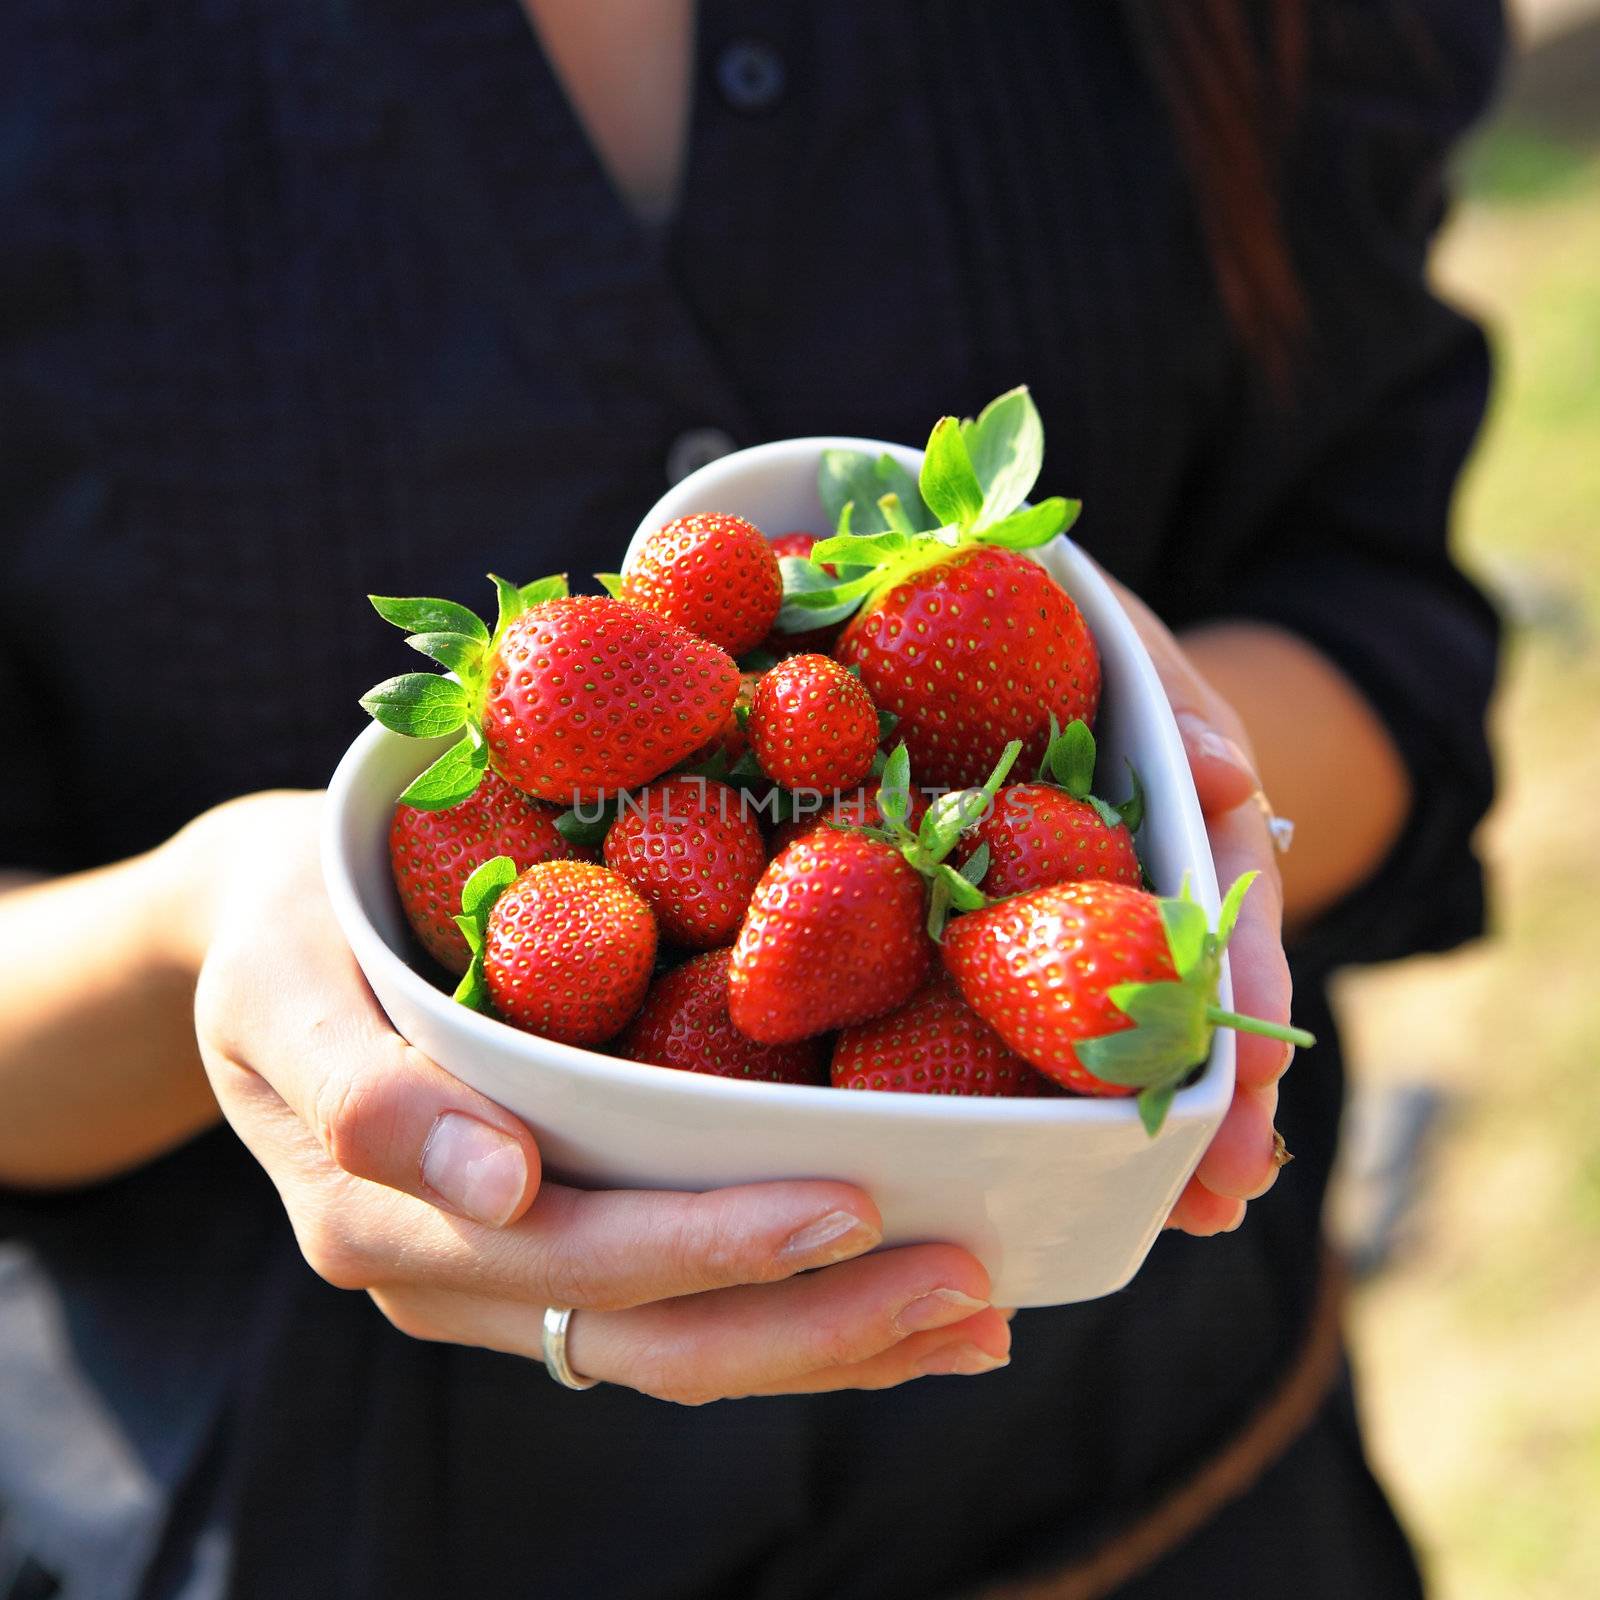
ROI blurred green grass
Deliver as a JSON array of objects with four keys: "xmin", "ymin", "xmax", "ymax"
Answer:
[{"xmin": 1333, "ymin": 38, "xmax": 1600, "ymax": 1600}]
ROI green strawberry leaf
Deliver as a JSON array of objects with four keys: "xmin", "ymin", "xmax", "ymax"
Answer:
[
  {"xmin": 876, "ymin": 708, "xmax": 899, "ymax": 740},
  {"xmin": 488, "ymin": 573, "xmax": 525, "ymax": 638},
  {"xmin": 1074, "ymin": 1026, "xmax": 1193, "ymax": 1085},
  {"xmin": 810, "ymin": 531, "xmax": 912, "ymax": 568},
  {"xmin": 936, "ymin": 861, "xmax": 986, "ymax": 912},
  {"xmin": 1046, "ymin": 718, "xmax": 1097, "ymax": 797},
  {"xmin": 359, "ymin": 674, "xmax": 470, "ymax": 738},
  {"xmin": 595, "ymin": 572, "xmax": 626, "ymax": 599},
  {"xmin": 1087, "ymin": 796, "xmax": 1123, "ymax": 830},
  {"xmin": 919, "ymin": 416, "xmax": 985, "ymax": 530},
  {"xmin": 963, "ymin": 386, "xmax": 1044, "ymax": 527},
  {"xmin": 1158, "ymin": 897, "xmax": 1211, "ymax": 979},
  {"xmin": 877, "ymin": 493, "xmax": 916, "ymax": 536},
  {"xmin": 1137, "ymin": 1084, "xmax": 1179, "ymax": 1138},
  {"xmin": 873, "ymin": 456, "xmax": 939, "ymax": 531},
  {"xmin": 876, "ymin": 743, "xmax": 912, "ymax": 828},
  {"xmin": 519, "ymin": 574, "xmax": 570, "ymax": 605},
  {"xmin": 1215, "ymin": 871, "xmax": 1258, "ymax": 950},
  {"xmin": 925, "ymin": 872, "xmax": 954, "ymax": 943},
  {"xmin": 397, "ymin": 733, "xmax": 489, "ymax": 810},
  {"xmin": 452, "ymin": 953, "xmax": 491, "ymax": 1013},
  {"xmin": 1118, "ymin": 763, "xmax": 1146, "ymax": 835},
  {"xmin": 737, "ymin": 647, "xmax": 779, "ymax": 675},
  {"xmin": 958, "ymin": 842, "xmax": 991, "ymax": 887},
  {"xmin": 774, "ymin": 560, "xmax": 878, "ymax": 632},
  {"xmin": 556, "ymin": 800, "xmax": 619, "ymax": 849},
  {"xmin": 405, "ymin": 630, "xmax": 485, "ymax": 677},
  {"xmin": 917, "ymin": 787, "xmax": 987, "ymax": 862},
  {"xmin": 975, "ymin": 498, "xmax": 1079, "ymax": 551},
  {"xmin": 369, "ymin": 594, "xmax": 489, "ymax": 642},
  {"xmin": 461, "ymin": 854, "xmax": 517, "ymax": 921},
  {"xmin": 820, "ymin": 450, "xmax": 895, "ymax": 535}
]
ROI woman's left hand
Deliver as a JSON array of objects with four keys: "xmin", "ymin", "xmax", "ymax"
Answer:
[{"xmin": 1102, "ymin": 576, "xmax": 1297, "ymax": 1236}]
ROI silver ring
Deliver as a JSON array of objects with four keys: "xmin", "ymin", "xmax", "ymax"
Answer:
[
  {"xmin": 541, "ymin": 1306, "xmax": 598, "ymax": 1390},
  {"xmin": 1253, "ymin": 791, "xmax": 1296, "ymax": 855}
]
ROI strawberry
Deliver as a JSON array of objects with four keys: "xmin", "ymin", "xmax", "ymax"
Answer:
[
  {"xmin": 389, "ymin": 767, "xmax": 593, "ymax": 974},
  {"xmin": 362, "ymin": 577, "xmax": 741, "ymax": 809},
  {"xmin": 611, "ymin": 512, "xmax": 782, "ymax": 657},
  {"xmin": 832, "ymin": 977, "xmax": 1056, "ymax": 1097},
  {"xmin": 954, "ymin": 718, "xmax": 1142, "ymax": 897},
  {"xmin": 453, "ymin": 857, "xmax": 657, "ymax": 1046},
  {"xmin": 684, "ymin": 668, "xmax": 762, "ymax": 770},
  {"xmin": 726, "ymin": 738, "xmax": 1024, "ymax": 1045},
  {"xmin": 747, "ymin": 653, "xmax": 880, "ymax": 793},
  {"xmin": 941, "ymin": 874, "xmax": 1313, "ymax": 1134},
  {"xmin": 773, "ymin": 388, "xmax": 1100, "ymax": 789},
  {"xmin": 763, "ymin": 532, "xmax": 842, "ymax": 657},
  {"xmin": 834, "ymin": 544, "xmax": 1099, "ymax": 789},
  {"xmin": 602, "ymin": 776, "xmax": 767, "ymax": 949},
  {"xmin": 727, "ymin": 830, "xmax": 934, "ymax": 1045},
  {"xmin": 617, "ymin": 949, "xmax": 826, "ymax": 1085}
]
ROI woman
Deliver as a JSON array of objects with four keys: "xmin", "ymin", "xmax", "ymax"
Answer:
[{"xmin": 0, "ymin": 2, "xmax": 1501, "ymax": 1596}]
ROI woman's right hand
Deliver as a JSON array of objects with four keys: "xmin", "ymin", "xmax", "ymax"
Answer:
[{"xmin": 179, "ymin": 790, "xmax": 1009, "ymax": 1403}]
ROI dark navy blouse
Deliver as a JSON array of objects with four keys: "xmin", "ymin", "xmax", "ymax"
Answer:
[{"xmin": 0, "ymin": 3, "xmax": 1502, "ymax": 1597}]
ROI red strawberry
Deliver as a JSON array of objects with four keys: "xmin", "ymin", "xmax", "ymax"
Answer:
[
  {"xmin": 455, "ymin": 858, "xmax": 657, "ymax": 1046},
  {"xmin": 954, "ymin": 717, "xmax": 1142, "ymax": 896},
  {"xmin": 602, "ymin": 777, "xmax": 767, "ymax": 949},
  {"xmin": 941, "ymin": 875, "xmax": 1312, "ymax": 1133},
  {"xmin": 685, "ymin": 668, "xmax": 762, "ymax": 770},
  {"xmin": 748, "ymin": 653, "xmax": 879, "ymax": 793},
  {"xmin": 956, "ymin": 782, "xmax": 1140, "ymax": 897},
  {"xmin": 389, "ymin": 767, "xmax": 593, "ymax": 974},
  {"xmin": 778, "ymin": 389, "xmax": 1100, "ymax": 789},
  {"xmin": 835, "ymin": 544, "xmax": 1099, "ymax": 789},
  {"xmin": 763, "ymin": 532, "xmax": 842, "ymax": 657},
  {"xmin": 832, "ymin": 977, "xmax": 1057, "ymax": 1097},
  {"xmin": 728, "ymin": 830, "xmax": 934, "ymax": 1044},
  {"xmin": 618, "ymin": 513, "xmax": 782, "ymax": 656},
  {"xmin": 362, "ymin": 578, "xmax": 741, "ymax": 809},
  {"xmin": 617, "ymin": 949, "xmax": 826, "ymax": 1084}
]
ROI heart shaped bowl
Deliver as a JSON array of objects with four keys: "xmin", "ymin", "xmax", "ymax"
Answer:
[{"xmin": 323, "ymin": 437, "xmax": 1233, "ymax": 1306}]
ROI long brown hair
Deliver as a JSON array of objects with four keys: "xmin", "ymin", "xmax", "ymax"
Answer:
[{"xmin": 1126, "ymin": 0, "xmax": 1309, "ymax": 382}]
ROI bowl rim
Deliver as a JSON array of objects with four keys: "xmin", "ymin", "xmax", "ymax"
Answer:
[{"xmin": 321, "ymin": 435, "xmax": 1235, "ymax": 1134}]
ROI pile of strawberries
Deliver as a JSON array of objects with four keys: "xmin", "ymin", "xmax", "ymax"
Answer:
[{"xmin": 365, "ymin": 390, "xmax": 1308, "ymax": 1134}]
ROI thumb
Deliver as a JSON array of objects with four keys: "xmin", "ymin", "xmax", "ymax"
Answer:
[{"xmin": 198, "ymin": 941, "xmax": 542, "ymax": 1228}]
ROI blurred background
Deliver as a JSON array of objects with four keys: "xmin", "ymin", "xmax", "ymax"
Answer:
[{"xmin": 1327, "ymin": 1, "xmax": 1600, "ymax": 1594}]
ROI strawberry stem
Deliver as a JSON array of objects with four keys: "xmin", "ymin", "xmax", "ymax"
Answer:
[{"xmin": 1204, "ymin": 1007, "xmax": 1316, "ymax": 1048}]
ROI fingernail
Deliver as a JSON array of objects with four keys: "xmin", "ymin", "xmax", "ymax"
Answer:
[
  {"xmin": 779, "ymin": 1209, "xmax": 881, "ymax": 1269},
  {"xmin": 421, "ymin": 1113, "xmax": 527, "ymax": 1227},
  {"xmin": 1180, "ymin": 714, "xmax": 1255, "ymax": 779},
  {"xmin": 894, "ymin": 1287, "xmax": 990, "ymax": 1335},
  {"xmin": 915, "ymin": 1343, "xmax": 1010, "ymax": 1377}
]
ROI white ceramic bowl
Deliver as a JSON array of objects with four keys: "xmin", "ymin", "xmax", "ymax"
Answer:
[{"xmin": 322, "ymin": 437, "xmax": 1233, "ymax": 1306}]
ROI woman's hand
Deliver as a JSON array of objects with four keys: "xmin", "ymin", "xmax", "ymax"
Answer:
[
  {"xmin": 1099, "ymin": 579, "xmax": 1297, "ymax": 1237},
  {"xmin": 179, "ymin": 792, "xmax": 1008, "ymax": 1402}
]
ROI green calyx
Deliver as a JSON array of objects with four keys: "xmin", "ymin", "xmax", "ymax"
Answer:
[
  {"xmin": 451, "ymin": 854, "xmax": 519, "ymax": 1013},
  {"xmin": 774, "ymin": 386, "xmax": 1082, "ymax": 634},
  {"xmin": 843, "ymin": 738, "xmax": 1023, "ymax": 940},
  {"xmin": 1038, "ymin": 715, "xmax": 1144, "ymax": 836},
  {"xmin": 1074, "ymin": 873, "xmax": 1317, "ymax": 1136},
  {"xmin": 360, "ymin": 573, "xmax": 569, "ymax": 810}
]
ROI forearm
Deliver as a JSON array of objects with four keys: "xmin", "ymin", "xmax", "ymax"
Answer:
[
  {"xmin": 1178, "ymin": 620, "xmax": 1412, "ymax": 931},
  {"xmin": 0, "ymin": 833, "xmax": 220, "ymax": 1188}
]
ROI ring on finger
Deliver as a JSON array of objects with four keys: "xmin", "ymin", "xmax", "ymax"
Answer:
[
  {"xmin": 541, "ymin": 1306, "xmax": 599, "ymax": 1391},
  {"xmin": 1252, "ymin": 791, "xmax": 1296, "ymax": 855}
]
